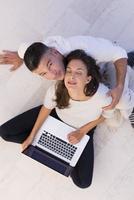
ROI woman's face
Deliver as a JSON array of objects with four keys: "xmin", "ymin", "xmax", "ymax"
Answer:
[{"xmin": 64, "ymin": 59, "xmax": 91, "ymax": 92}]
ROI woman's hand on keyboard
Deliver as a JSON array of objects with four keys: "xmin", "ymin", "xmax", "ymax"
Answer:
[
  {"xmin": 21, "ymin": 135, "xmax": 34, "ymax": 151},
  {"xmin": 67, "ymin": 130, "xmax": 84, "ymax": 144}
]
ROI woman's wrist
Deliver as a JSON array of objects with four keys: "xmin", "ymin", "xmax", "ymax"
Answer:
[
  {"xmin": 29, "ymin": 132, "xmax": 36, "ymax": 139},
  {"xmin": 78, "ymin": 127, "xmax": 88, "ymax": 136}
]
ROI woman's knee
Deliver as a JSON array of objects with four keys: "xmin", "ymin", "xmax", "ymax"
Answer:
[
  {"xmin": 0, "ymin": 126, "xmax": 6, "ymax": 137},
  {"xmin": 0, "ymin": 126, "xmax": 12, "ymax": 142},
  {"xmin": 79, "ymin": 179, "xmax": 92, "ymax": 189},
  {"xmin": 71, "ymin": 172, "xmax": 93, "ymax": 189},
  {"xmin": 0, "ymin": 131, "xmax": 10, "ymax": 142},
  {"xmin": 72, "ymin": 178, "xmax": 92, "ymax": 189}
]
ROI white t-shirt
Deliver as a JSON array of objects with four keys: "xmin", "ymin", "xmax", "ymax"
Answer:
[
  {"xmin": 43, "ymin": 83, "xmax": 113, "ymax": 128},
  {"xmin": 18, "ymin": 35, "xmax": 127, "ymax": 64}
]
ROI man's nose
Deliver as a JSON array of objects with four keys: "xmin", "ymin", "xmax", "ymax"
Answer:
[
  {"xmin": 50, "ymin": 67, "xmax": 57, "ymax": 75},
  {"xmin": 49, "ymin": 66, "xmax": 54, "ymax": 73}
]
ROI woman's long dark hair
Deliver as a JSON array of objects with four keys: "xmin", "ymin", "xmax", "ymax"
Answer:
[{"xmin": 55, "ymin": 49, "xmax": 102, "ymax": 109}]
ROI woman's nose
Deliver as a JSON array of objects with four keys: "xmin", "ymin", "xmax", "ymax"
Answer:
[{"xmin": 70, "ymin": 73, "xmax": 75, "ymax": 79}]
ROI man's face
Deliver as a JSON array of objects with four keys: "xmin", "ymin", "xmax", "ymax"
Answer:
[{"xmin": 33, "ymin": 48, "xmax": 65, "ymax": 80}]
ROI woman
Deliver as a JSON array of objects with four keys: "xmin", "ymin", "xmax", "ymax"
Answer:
[{"xmin": 22, "ymin": 49, "xmax": 116, "ymax": 188}]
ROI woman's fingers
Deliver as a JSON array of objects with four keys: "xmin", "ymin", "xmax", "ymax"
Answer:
[
  {"xmin": 68, "ymin": 134, "xmax": 79, "ymax": 144},
  {"xmin": 21, "ymin": 140, "xmax": 30, "ymax": 151}
]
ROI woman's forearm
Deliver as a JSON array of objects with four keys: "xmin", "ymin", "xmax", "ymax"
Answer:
[
  {"xmin": 79, "ymin": 115, "xmax": 105, "ymax": 136},
  {"xmin": 30, "ymin": 106, "xmax": 52, "ymax": 138}
]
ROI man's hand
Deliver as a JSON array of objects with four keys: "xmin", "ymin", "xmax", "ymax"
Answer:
[
  {"xmin": 67, "ymin": 130, "xmax": 85, "ymax": 144},
  {"xmin": 103, "ymin": 85, "xmax": 124, "ymax": 110},
  {"xmin": 21, "ymin": 135, "xmax": 34, "ymax": 152},
  {"xmin": 0, "ymin": 50, "xmax": 23, "ymax": 71}
]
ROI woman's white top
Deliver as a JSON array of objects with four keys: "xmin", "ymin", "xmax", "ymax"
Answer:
[
  {"xmin": 43, "ymin": 83, "xmax": 114, "ymax": 128},
  {"xmin": 43, "ymin": 81, "xmax": 134, "ymax": 128}
]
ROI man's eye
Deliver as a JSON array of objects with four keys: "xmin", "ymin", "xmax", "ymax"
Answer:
[{"xmin": 41, "ymin": 72, "xmax": 47, "ymax": 76}]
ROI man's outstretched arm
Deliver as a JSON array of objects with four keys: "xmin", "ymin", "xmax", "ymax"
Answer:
[{"xmin": 0, "ymin": 50, "xmax": 23, "ymax": 71}]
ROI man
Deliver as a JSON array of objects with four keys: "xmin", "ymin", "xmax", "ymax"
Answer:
[
  {"xmin": 0, "ymin": 36, "xmax": 128, "ymax": 107},
  {"xmin": 0, "ymin": 35, "xmax": 132, "ymax": 143}
]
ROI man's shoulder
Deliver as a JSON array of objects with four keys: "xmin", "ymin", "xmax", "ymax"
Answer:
[
  {"xmin": 44, "ymin": 35, "xmax": 99, "ymax": 45},
  {"xmin": 43, "ymin": 35, "xmax": 107, "ymax": 56},
  {"xmin": 97, "ymin": 83, "xmax": 109, "ymax": 97}
]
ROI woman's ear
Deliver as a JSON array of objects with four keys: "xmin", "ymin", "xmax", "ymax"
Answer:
[{"xmin": 86, "ymin": 76, "xmax": 92, "ymax": 83}]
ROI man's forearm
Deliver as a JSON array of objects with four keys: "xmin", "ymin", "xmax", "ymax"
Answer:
[{"xmin": 114, "ymin": 58, "xmax": 127, "ymax": 87}]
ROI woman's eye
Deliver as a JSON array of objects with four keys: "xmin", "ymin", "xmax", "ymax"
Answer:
[
  {"xmin": 76, "ymin": 71, "xmax": 82, "ymax": 75},
  {"xmin": 66, "ymin": 70, "xmax": 71, "ymax": 73}
]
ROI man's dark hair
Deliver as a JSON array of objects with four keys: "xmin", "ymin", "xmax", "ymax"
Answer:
[
  {"xmin": 24, "ymin": 42, "xmax": 49, "ymax": 71},
  {"xmin": 55, "ymin": 49, "xmax": 102, "ymax": 109}
]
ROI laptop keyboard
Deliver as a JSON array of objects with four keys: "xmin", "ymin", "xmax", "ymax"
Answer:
[{"xmin": 38, "ymin": 131, "xmax": 77, "ymax": 161}]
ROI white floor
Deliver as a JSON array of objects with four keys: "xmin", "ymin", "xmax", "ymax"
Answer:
[{"xmin": 0, "ymin": 0, "xmax": 134, "ymax": 200}]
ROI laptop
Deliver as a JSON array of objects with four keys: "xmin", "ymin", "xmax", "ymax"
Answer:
[{"xmin": 22, "ymin": 116, "xmax": 90, "ymax": 177}]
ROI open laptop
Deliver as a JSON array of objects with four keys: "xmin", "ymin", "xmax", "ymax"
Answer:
[{"xmin": 22, "ymin": 116, "xmax": 90, "ymax": 177}]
